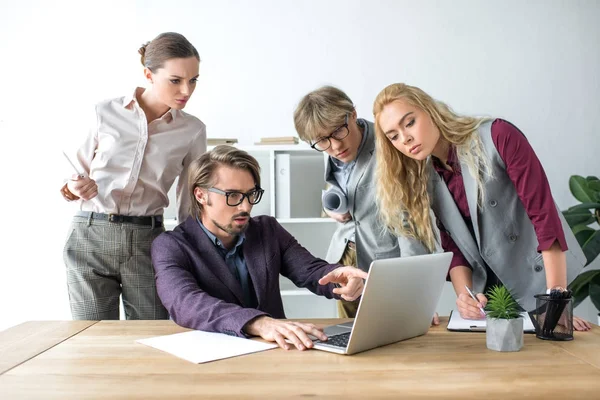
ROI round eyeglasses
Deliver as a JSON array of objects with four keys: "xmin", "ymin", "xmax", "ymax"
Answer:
[
  {"xmin": 208, "ymin": 187, "xmax": 265, "ymax": 207},
  {"xmin": 310, "ymin": 115, "xmax": 350, "ymax": 152}
]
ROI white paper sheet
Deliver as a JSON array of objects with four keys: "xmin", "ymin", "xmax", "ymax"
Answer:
[
  {"xmin": 447, "ymin": 311, "xmax": 536, "ymax": 332},
  {"xmin": 136, "ymin": 330, "xmax": 278, "ymax": 364}
]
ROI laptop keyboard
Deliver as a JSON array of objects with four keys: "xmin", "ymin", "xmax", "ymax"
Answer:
[{"xmin": 315, "ymin": 332, "xmax": 351, "ymax": 348}]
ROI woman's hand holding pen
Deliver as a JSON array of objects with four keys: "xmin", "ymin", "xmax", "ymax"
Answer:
[
  {"xmin": 456, "ymin": 292, "xmax": 487, "ymax": 320},
  {"xmin": 66, "ymin": 174, "xmax": 98, "ymax": 201}
]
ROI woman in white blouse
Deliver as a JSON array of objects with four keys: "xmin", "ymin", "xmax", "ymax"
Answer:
[{"xmin": 60, "ymin": 32, "xmax": 206, "ymax": 320}]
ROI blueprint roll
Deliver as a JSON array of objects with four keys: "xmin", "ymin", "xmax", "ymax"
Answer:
[{"xmin": 321, "ymin": 187, "xmax": 349, "ymax": 214}]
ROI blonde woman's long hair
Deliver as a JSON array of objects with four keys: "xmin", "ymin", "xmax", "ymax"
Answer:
[{"xmin": 373, "ymin": 83, "xmax": 492, "ymax": 252}]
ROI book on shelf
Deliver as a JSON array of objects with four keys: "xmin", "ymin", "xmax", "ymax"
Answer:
[
  {"xmin": 255, "ymin": 136, "xmax": 299, "ymax": 145},
  {"xmin": 207, "ymin": 138, "xmax": 239, "ymax": 146}
]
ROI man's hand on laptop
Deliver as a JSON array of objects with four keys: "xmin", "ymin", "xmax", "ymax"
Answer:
[
  {"xmin": 318, "ymin": 266, "xmax": 368, "ymax": 301},
  {"xmin": 243, "ymin": 316, "xmax": 327, "ymax": 351}
]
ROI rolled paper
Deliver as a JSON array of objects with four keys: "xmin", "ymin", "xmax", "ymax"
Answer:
[{"xmin": 322, "ymin": 186, "xmax": 349, "ymax": 214}]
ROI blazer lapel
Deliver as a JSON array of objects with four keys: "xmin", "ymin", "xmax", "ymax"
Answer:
[
  {"xmin": 347, "ymin": 127, "xmax": 375, "ymax": 195},
  {"xmin": 242, "ymin": 221, "xmax": 268, "ymax": 309},
  {"xmin": 460, "ymin": 160, "xmax": 482, "ymax": 248},
  {"xmin": 430, "ymin": 171, "xmax": 480, "ymax": 261}
]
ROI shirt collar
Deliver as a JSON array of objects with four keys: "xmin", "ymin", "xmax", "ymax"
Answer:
[
  {"xmin": 122, "ymin": 87, "xmax": 177, "ymax": 123},
  {"xmin": 432, "ymin": 144, "xmax": 460, "ymax": 172},
  {"xmin": 197, "ymin": 218, "xmax": 245, "ymax": 252}
]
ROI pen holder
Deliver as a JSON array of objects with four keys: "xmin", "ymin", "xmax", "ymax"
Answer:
[{"xmin": 533, "ymin": 294, "xmax": 573, "ymax": 341}]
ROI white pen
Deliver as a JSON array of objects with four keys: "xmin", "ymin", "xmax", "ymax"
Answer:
[
  {"xmin": 464, "ymin": 285, "xmax": 486, "ymax": 317},
  {"xmin": 62, "ymin": 151, "xmax": 86, "ymax": 178}
]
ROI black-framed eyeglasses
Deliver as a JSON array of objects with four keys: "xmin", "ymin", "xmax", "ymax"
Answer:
[
  {"xmin": 310, "ymin": 114, "xmax": 350, "ymax": 152},
  {"xmin": 208, "ymin": 186, "xmax": 265, "ymax": 206}
]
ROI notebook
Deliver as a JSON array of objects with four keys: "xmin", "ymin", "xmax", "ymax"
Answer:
[{"xmin": 447, "ymin": 310, "xmax": 536, "ymax": 333}]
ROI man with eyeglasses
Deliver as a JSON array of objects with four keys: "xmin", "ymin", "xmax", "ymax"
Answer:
[
  {"xmin": 151, "ymin": 145, "xmax": 368, "ymax": 351},
  {"xmin": 294, "ymin": 86, "xmax": 431, "ymax": 321}
]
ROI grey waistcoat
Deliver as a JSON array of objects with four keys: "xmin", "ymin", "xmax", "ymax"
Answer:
[
  {"xmin": 428, "ymin": 121, "xmax": 585, "ymax": 311},
  {"xmin": 325, "ymin": 120, "xmax": 427, "ymax": 271}
]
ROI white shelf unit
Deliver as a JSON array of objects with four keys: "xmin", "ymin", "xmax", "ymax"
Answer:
[{"xmin": 164, "ymin": 144, "xmax": 339, "ymax": 318}]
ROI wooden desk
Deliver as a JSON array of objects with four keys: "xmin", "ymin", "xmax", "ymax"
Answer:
[{"xmin": 1, "ymin": 318, "xmax": 599, "ymax": 399}]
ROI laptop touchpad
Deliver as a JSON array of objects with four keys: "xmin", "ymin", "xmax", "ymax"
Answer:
[{"xmin": 322, "ymin": 322, "xmax": 353, "ymax": 337}]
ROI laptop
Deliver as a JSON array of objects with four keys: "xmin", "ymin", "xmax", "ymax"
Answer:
[{"xmin": 312, "ymin": 252, "xmax": 452, "ymax": 355}]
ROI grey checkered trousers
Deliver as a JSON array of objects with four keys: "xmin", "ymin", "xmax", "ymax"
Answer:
[{"xmin": 63, "ymin": 215, "xmax": 169, "ymax": 320}]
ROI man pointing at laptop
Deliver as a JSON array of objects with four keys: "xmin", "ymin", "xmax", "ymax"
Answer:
[{"xmin": 151, "ymin": 145, "xmax": 367, "ymax": 351}]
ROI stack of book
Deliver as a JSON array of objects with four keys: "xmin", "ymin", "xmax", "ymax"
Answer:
[
  {"xmin": 255, "ymin": 136, "xmax": 299, "ymax": 145},
  {"xmin": 207, "ymin": 138, "xmax": 238, "ymax": 146}
]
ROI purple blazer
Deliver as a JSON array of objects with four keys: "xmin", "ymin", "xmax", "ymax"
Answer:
[{"xmin": 151, "ymin": 215, "xmax": 340, "ymax": 337}]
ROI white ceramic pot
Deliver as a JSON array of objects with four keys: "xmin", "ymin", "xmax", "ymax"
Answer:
[{"xmin": 486, "ymin": 317, "xmax": 523, "ymax": 352}]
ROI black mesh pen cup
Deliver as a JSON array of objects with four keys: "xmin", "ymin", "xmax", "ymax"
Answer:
[{"xmin": 533, "ymin": 294, "xmax": 573, "ymax": 341}]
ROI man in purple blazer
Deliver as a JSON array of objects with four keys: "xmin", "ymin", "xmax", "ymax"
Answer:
[{"xmin": 151, "ymin": 145, "xmax": 367, "ymax": 351}]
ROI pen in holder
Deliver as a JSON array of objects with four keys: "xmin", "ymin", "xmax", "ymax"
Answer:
[{"xmin": 533, "ymin": 290, "xmax": 574, "ymax": 341}]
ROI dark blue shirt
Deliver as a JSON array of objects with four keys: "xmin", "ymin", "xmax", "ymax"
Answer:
[{"xmin": 197, "ymin": 219, "xmax": 257, "ymax": 308}]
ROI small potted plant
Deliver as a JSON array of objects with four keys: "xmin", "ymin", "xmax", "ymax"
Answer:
[{"xmin": 485, "ymin": 285, "xmax": 523, "ymax": 352}]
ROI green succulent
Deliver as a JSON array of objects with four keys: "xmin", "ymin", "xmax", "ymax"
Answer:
[{"xmin": 485, "ymin": 285, "xmax": 521, "ymax": 319}]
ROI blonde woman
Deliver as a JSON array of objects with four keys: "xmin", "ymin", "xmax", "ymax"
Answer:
[{"xmin": 372, "ymin": 83, "xmax": 591, "ymax": 331}]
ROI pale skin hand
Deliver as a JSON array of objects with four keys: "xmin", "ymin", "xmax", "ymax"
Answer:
[
  {"xmin": 324, "ymin": 208, "xmax": 352, "ymax": 223},
  {"xmin": 244, "ymin": 316, "xmax": 327, "ymax": 351},
  {"xmin": 542, "ymin": 241, "xmax": 592, "ymax": 331},
  {"xmin": 318, "ymin": 266, "xmax": 367, "ymax": 301},
  {"xmin": 64, "ymin": 174, "xmax": 98, "ymax": 201},
  {"xmin": 243, "ymin": 267, "xmax": 367, "ymax": 351},
  {"xmin": 572, "ymin": 316, "xmax": 592, "ymax": 331},
  {"xmin": 450, "ymin": 266, "xmax": 487, "ymax": 320}
]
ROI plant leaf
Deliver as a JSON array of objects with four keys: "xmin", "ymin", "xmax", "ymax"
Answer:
[
  {"xmin": 570, "ymin": 176, "xmax": 595, "ymax": 203},
  {"xmin": 484, "ymin": 285, "xmax": 520, "ymax": 319},
  {"xmin": 566, "ymin": 202, "xmax": 600, "ymax": 211},
  {"xmin": 589, "ymin": 282, "xmax": 600, "ymax": 312},
  {"xmin": 568, "ymin": 269, "xmax": 600, "ymax": 298},
  {"xmin": 582, "ymin": 230, "xmax": 600, "ymax": 266},
  {"xmin": 589, "ymin": 180, "xmax": 600, "ymax": 193},
  {"xmin": 588, "ymin": 180, "xmax": 600, "ymax": 202},
  {"xmin": 586, "ymin": 176, "xmax": 600, "ymax": 182},
  {"xmin": 564, "ymin": 212, "xmax": 595, "ymax": 227},
  {"xmin": 574, "ymin": 227, "xmax": 595, "ymax": 248}
]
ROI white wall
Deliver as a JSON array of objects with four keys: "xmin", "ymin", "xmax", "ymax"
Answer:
[{"xmin": 1, "ymin": 0, "xmax": 599, "ymax": 330}]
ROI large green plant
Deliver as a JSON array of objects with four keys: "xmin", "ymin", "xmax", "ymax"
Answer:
[
  {"xmin": 485, "ymin": 285, "xmax": 521, "ymax": 319},
  {"xmin": 562, "ymin": 175, "xmax": 600, "ymax": 311}
]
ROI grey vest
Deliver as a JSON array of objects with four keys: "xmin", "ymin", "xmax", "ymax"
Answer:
[
  {"xmin": 428, "ymin": 121, "xmax": 585, "ymax": 312},
  {"xmin": 325, "ymin": 120, "xmax": 427, "ymax": 271}
]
